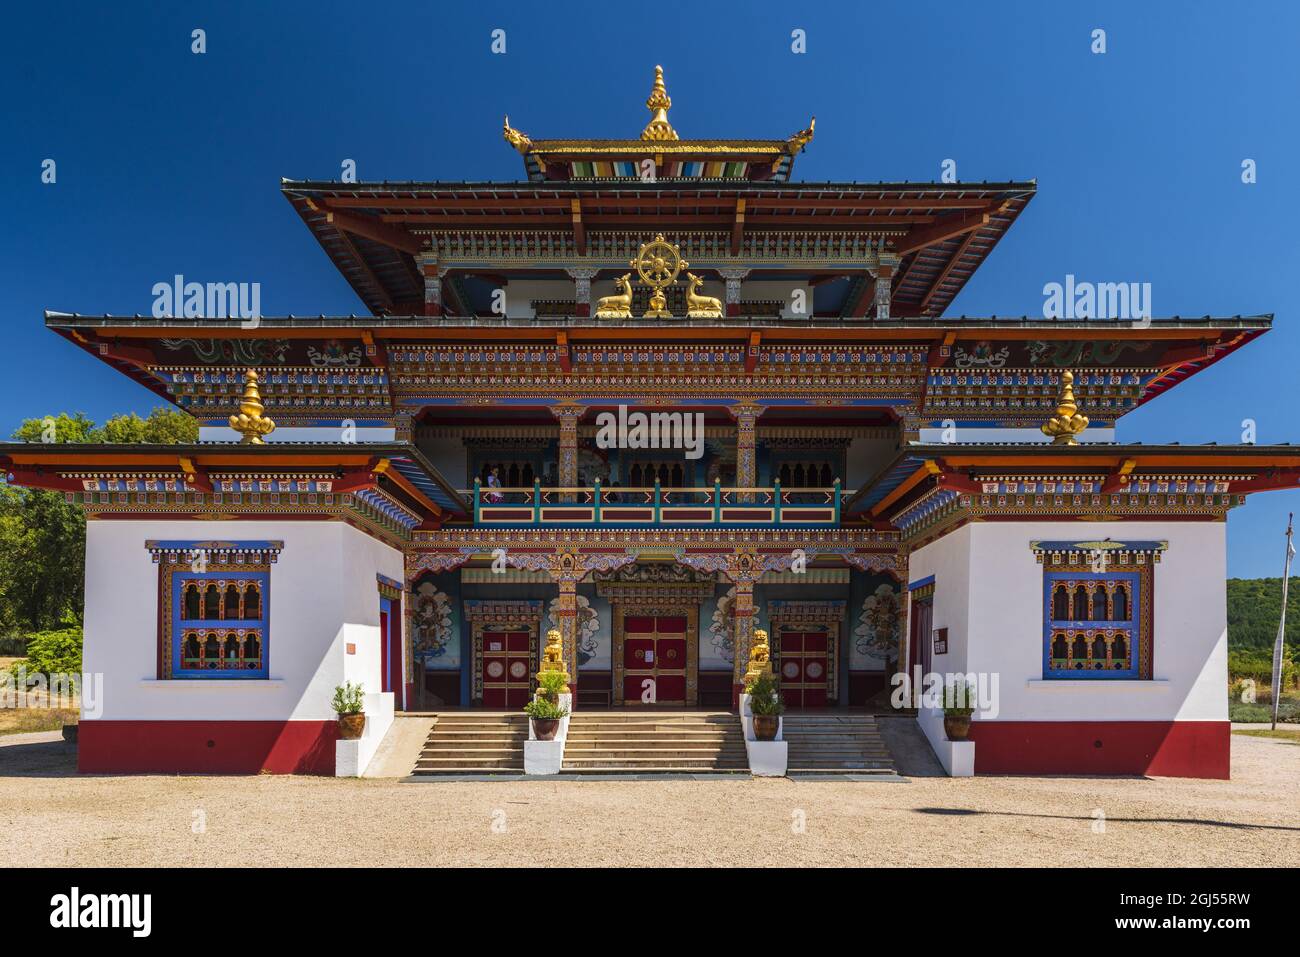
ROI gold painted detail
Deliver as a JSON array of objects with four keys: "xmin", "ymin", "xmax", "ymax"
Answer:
[
  {"xmin": 641, "ymin": 65, "xmax": 678, "ymax": 142},
  {"xmin": 502, "ymin": 115, "xmax": 531, "ymax": 154},
  {"xmin": 743, "ymin": 627, "xmax": 774, "ymax": 689},
  {"xmin": 594, "ymin": 273, "xmax": 633, "ymax": 319},
  {"xmin": 228, "ymin": 370, "xmax": 275, "ymax": 444},
  {"xmin": 537, "ymin": 627, "xmax": 571, "ymax": 693},
  {"xmin": 632, "ymin": 234, "xmax": 686, "ymax": 318},
  {"xmin": 1041, "ymin": 370, "xmax": 1089, "ymax": 445},
  {"xmin": 685, "ymin": 272, "xmax": 723, "ymax": 318},
  {"xmin": 786, "ymin": 117, "xmax": 815, "ymax": 153}
]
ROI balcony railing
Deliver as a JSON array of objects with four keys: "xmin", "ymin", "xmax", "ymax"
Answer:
[{"xmin": 467, "ymin": 479, "xmax": 842, "ymax": 528}]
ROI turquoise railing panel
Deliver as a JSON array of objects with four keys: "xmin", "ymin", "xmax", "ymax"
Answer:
[{"xmin": 463, "ymin": 483, "xmax": 843, "ymax": 528}]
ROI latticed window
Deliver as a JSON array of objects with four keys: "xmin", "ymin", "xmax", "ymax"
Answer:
[
  {"xmin": 172, "ymin": 574, "xmax": 269, "ymax": 677},
  {"xmin": 148, "ymin": 540, "xmax": 280, "ymax": 679},
  {"xmin": 1043, "ymin": 572, "xmax": 1143, "ymax": 679}
]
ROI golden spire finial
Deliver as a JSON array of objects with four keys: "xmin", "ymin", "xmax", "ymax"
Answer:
[
  {"xmin": 502, "ymin": 115, "xmax": 531, "ymax": 154},
  {"xmin": 229, "ymin": 369, "xmax": 275, "ymax": 445},
  {"xmin": 640, "ymin": 65, "xmax": 678, "ymax": 142},
  {"xmin": 1041, "ymin": 370, "xmax": 1089, "ymax": 445}
]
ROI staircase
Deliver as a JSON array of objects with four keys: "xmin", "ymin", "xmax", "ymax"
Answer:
[
  {"xmin": 412, "ymin": 713, "xmax": 528, "ymax": 775},
  {"xmin": 562, "ymin": 712, "xmax": 747, "ymax": 773},
  {"xmin": 782, "ymin": 713, "xmax": 896, "ymax": 774}
]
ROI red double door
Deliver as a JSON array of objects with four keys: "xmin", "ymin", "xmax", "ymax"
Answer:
[
  {"xmin": 778, "ymin": 628, "xmax": 830, "ymax": 709},
  {"xmin": 622, "ymin": 614, "xmax": 688, "ymax": 705},
  {"xmin": 481, "ymin": 630, "xmax": 532, "ymax": 708}
]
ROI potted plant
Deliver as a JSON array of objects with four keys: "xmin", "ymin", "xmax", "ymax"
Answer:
[
  {"xmin": 332, "ymin": 681, "xmax": 366, "ymax": 740},
  {"xmin": 535, "ymin": 669, "xmax": 569, "ymax": 706},
  {"xmin": 943, "ymin": 680, "xmax": 977, "ymax": 741},
  {"xmin": 746, "ymin": 671, "xmax": 784, "ymax": 741},
  {"xmin": 523, "ymin": 696, "xmax": 569, "ymax": 741}
]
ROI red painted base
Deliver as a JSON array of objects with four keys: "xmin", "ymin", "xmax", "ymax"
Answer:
[
  {"xmin": 969, "ymin": 720, "xmax": 1230, "ymax": 779},
  {"xmin": 78, "ymin": 720, "xmax": 338, "ymax": 775}
]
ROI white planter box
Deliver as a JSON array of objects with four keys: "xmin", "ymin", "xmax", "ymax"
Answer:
[
  {"xmin": 524, "ymin": 693, "xmax": 571, "ymax": 775},
  {"xmin": 916, "ymin": 707, "xmax": 975, "ymax": 777},
  {"xmin": 335, "ymin": 691, "xmax": 394, "ymax": 777},
  {"xmin": 740, "ymin": 693, "xmax": 788, "ymax": 777}
]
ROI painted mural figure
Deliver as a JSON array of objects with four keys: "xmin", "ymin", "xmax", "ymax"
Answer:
[
  {"xmin": 414, "ymin": 584, "xmax": 454, "ymax": 659},
  {"xmin": 854, "ymin": 583, "xmax": 901, "ymax": 670}
]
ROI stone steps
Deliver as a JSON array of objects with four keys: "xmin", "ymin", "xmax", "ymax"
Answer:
[
  {"xmin": 411, "ymin": 713, "xmax": 528, "ymax": 775},
  {"xmin": 782, "ymin": 714, "xmax": 896, "ymax": 773},
  {"xmin": 562, "ymin": 711, "xmax": 746, "ymax": 772}
]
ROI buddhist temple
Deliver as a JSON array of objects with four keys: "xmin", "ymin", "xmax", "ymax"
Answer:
[{"xmin": 5, "ymin": 66, "xmax": 1292, "ymax": 778}]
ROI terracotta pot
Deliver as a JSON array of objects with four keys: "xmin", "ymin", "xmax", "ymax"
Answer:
[
  {"xmin": 531, "ymin": 717, "xmax": 561, "ymax": 741},
  {"xmin": 753, "ymin": 714, "xmax": 779, "ymax": 741},
  {"xmin": 944, "ymin": 714, "xmax": 971, "ymax": 741},
  {"xmin": 338, "ymin": 712, "xmax": 366, "ymax": 740}
]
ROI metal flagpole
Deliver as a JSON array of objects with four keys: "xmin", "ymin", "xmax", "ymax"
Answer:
[{"xmin": 1271, "ymin": 513, "xmax": 1295, "ymax": 731}]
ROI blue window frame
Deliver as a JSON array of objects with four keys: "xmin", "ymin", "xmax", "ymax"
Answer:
[
  {"xmin": 1042, "ymin": 571, "xmax": 1139, "ymax": 679},
  {"xmin": 171, "ymin": 570, "xmax": 270, "ymax": 679}
]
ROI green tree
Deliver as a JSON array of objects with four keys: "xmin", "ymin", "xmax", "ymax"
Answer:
[
  {"xmin": 11, "ymin": 411, "xmax": 96, "ymax": 444},
  {"xmin": 2, "ymin": 406, "xmax": 197, "ymax": 637},
  {"xmin": 97, "ymin": 407, "xmax": 198, "ymax": 444},
  {"xmin": 0, "ymin": 484, "xmax": 85, "ymax": 633}
]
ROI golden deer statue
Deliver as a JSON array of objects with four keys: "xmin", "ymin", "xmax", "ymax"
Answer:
[
  {"xmin": 685, "ymin": 272, "xmax": 723, "ymax": 318},
  {"xmin": 595, "ymin": 273, "xmax": 633, "ymax": 319}
]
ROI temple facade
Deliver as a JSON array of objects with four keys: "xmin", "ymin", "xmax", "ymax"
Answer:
[{"xmin": 6, "ymin": 67, "xmax": 1292, "ymax": 778}]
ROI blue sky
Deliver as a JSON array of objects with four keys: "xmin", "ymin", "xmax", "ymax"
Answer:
[{"xmin": 3, "ymin": 0, "xmax": 1298, "ymax": 576}]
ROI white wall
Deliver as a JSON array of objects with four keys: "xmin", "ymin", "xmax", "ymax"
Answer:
[
  {"xmin": 83, "ymin": 519, "xmax": 403, "ymax": 722},
  {"xmin": 907, "ymin": 521, "xmax": 1228, "ymax": 723}
]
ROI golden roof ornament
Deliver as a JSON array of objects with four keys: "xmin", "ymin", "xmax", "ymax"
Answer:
[
  {"xmin": 1041, "ymin": 370, "xmax": 1089, "ymax": 445},
  {"xmin": 631, "ymin": 234, "xmax": 687, "ymax": 318},
  {"xmin": 229, "ymin": 369, "xmax": 275, "ymax": 444},
  {"xmin": 786, "ymin": 116, "xmax": 816, "ymax": 153},
  {"xmin": 640, "ymin": 65, "xmax": 678, "ymax": 142},
  {"xmin": 502, "ymin": 115, "xmax": 532, "ymax": 154}
]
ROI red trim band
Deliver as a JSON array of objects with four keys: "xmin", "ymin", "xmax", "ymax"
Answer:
[
  {"xmin": 969, "ymin": 720, "xmax": 1229, "ymax": 779},
  {"xmin": 78, "ymin": 720, "xmax": 338, "ymax": 775}
]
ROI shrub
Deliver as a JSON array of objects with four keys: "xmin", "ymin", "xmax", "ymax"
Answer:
[
  {"xmin": 523, "ymin": 697, "xmax": 569, "ymax": 719},
  {"xmin": 331, "ymin": 681, "xmax": 365, "ymax": 716},
  {"xmin": 8, "ymin": 626, "xmax": 82, "ymax": 683},
  {"xmin": 535, "ymin": 670, "xmax": 569, "ymax": 700},
  {"xmin": 746, "ymin": 671, "xmax": 784, "ymax": 716},
  {"xmin": 943, "ymin": 680, "xmax": 978, "ymax": 717}
]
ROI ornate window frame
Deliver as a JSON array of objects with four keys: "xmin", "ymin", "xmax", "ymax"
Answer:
[
  {"xmin": 148, "ymin": 540, "xmax": 282, "ymax": 680},
  {"xmin": 1032, "ymin": 540, "xmax": 1164, "ymax": 680}
]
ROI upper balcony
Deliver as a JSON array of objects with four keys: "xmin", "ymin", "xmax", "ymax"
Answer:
[{"xmin": 468, "ymin": 479, "xmax": 842, "ymax": 528}]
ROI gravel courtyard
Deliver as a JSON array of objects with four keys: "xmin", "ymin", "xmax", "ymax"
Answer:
[{"xmin": 2, "ymin": 731, "xmax": 1297, "ymax": 867}]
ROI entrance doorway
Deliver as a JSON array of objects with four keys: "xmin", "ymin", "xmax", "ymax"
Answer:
[
  {"xmin": 776, "ymin": 627, "xmax": 829, "ymax": 708},
  {"xmin": 621, "ymin": 614, "xmax": 689, "ymax": 705},
  {"xmin": 379, "ymin": 594, "xmax": 404, "ymax": 710},
  {"xmin": 480, "ymin": 630, "xmax": 532, "ymax": 709}
]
